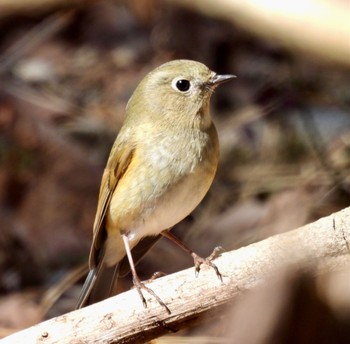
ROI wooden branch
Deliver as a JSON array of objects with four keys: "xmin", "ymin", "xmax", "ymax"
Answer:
[
  {"xmin": 168, "ymin": 0, "xmax": 350, "ymax": 67},
  {"xmin": 3, "ymin": 207, "xmax": 350, "ymax": 343}
]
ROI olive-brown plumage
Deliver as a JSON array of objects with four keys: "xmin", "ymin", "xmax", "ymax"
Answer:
[{"xmin": 77, "ymin": 60, "xmax": 235, "ymax": 309}]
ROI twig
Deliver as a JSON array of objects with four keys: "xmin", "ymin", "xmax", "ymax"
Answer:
[{"xmin": 2, "ymin": 207, "xmax": 350, "ymax": 343}]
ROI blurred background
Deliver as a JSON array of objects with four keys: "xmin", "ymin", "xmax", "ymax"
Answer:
[{"xmin": 0, "ymin": 0, "xmax": 350, "ymax": 342}]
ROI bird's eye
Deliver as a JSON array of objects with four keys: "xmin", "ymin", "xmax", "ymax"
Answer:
[{"xmin": 172, "ymin": 79, "xmax": 191, "ymax": 92}]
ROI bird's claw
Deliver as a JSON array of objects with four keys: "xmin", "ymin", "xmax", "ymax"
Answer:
[
  {"xmin": 132, "ymin": 277, "xmax": 171, "ymax": 314},
  {"xmin": 191, "ymin": 246, "xmax": 224, "ymax": 282}
]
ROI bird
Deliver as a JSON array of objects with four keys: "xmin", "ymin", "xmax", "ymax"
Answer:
[{"xmin": 76, "ymin": 59, "xmax": 235, "ymax": 312}]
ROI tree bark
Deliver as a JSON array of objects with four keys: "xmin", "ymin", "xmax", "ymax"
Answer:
[{"xmin": 3, "ymin": 207, "xmax": 350, "ymax": 344}]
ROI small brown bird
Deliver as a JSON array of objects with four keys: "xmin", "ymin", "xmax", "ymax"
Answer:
[{"xmin": 76, "ymin": 60, "xmax": 235, "ymax": 311}]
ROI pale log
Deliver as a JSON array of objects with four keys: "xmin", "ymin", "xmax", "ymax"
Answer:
[{"xmin": 2, "ymin": 207, "xmax": 350, "ymax": 343}]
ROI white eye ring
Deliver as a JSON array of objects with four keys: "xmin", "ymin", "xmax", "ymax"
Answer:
[{"xmin": 171, "ymin": 77, "xmax": 192, "ymax": 92}]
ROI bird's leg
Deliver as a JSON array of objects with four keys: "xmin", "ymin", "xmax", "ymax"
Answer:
[
  {"xmin": 122, "ymin": 234, "xmax": 170, "ymax": 314},
  {"xmin": 161, "ymin": 230, "xmax": 223, "ymax": 281}
]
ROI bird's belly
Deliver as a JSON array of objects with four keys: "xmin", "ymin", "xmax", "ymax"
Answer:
[
  {"xmin": 130, "ymin": 168, "xmax": 213, "ymax": 240},
  {"xmin": 104, "ymin": 170, "xmax": 212, "ymax": 267},
  {"xmin": 107, "ymin": 158, "xmax": 216, "ymax": 245}
]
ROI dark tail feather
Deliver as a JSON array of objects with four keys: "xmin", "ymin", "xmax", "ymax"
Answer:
[
  {"xmin": 76, "ymin": 262, "xmax": 119, "ymax": 309},
  {"xmin": 76, "ymin": 234, "xmax": 162, "ymax": 309}
]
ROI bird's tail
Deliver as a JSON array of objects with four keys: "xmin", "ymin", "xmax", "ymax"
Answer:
[
  {"xmin": 76, "ymin": 260, "xmax": 118, "ymax": 309},
  {"xmin": 76, "ymin": 234, "xmax": 162, "ymax": 309}
]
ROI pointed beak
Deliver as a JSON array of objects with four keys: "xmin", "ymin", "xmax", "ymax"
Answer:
[{"xmin": 210, "ymin": 73, "xmax": 236, "ymax": 85}]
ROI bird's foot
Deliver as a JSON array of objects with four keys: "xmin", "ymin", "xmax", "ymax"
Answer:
[
  {"xmin": 191, "ymin": 246, "xmax": 224, "ymax": 282},
  {"xmin": 133, "ymin": 276, "xmax": 171, "ymax": 314}
]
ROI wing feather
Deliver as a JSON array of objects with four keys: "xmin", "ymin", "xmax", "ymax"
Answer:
[{"xmin": 88, "ymin": 139, "xmax": 134, "ymax": 269}]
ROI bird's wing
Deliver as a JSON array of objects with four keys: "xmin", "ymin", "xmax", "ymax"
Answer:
[{"xmin": 88, "ymin": 139, "xmax": 134, "ymax": 269}]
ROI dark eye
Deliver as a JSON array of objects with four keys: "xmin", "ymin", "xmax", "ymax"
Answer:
[{"xmin": 175, "ymin": 79, "xmax": 191, "ymax": 92}]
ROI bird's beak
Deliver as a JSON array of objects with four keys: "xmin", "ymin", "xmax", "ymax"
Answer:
[{"xmin": 210, "ymin": 73, "xmax": 236, "ymax": 85}]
